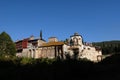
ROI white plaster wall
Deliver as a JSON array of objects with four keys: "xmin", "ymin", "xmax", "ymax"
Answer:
[{"xmin": 80, "ymin": 46, "xmax": 102, "ymax": 62}]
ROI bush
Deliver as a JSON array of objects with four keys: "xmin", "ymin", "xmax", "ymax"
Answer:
[{"xmin": 20, "ymin": 58, "xmax": 34, "ymax": 65}]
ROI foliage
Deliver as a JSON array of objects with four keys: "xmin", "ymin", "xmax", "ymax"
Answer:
[
  {"xmin": 20, "ymin": 57, "xmax": 34, "ymax": 65},
  {"xmin": 0, "ymin": 37, "xmax": 120, "ymax": 79},
  {"xmin": 100, "ymin": 54, "xmax": 120, "ymax": 64},
  {"xmin": 0, "ymin": 54, "xmax": 120, "ymax": 80},
  {"xmin": 0, "ymin": 31, "xmax": 16, "ymax": 56},
  {"xmin": 93, "ymin": 40, "xmax": 120, "ymax": 54},
  {"xmin": 64, "ymin": 38, "xmax": 69, "ymax": 44}
]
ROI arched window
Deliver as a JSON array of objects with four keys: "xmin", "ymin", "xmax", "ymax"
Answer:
[
  {"xmin": 33, "ymin": 49, "xmax": 35, "ymax": 58},
  {"xmin": 29, "ymin": 50, "xmax": 32, "ymax": 58},
  {"xmin": 70, "ymin": 39, "xmax": 73, "ymax": 45}
]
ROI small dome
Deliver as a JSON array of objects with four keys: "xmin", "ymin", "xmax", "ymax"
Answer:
[
  {"xmin": 74, "ymin": 32, "xmax": 79, "ymax": 36},
  {"xmin": 70, "ymin": 32, "xmax": 82, "ymax": 38}
]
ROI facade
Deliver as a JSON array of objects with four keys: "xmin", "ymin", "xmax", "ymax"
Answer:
[
  {"xmin": 16, "ymin": 32, "xmax": 102, "ymax": 62},
  {"xmin": 15, "ymin": 31, "xmax": 46, "ymax": 58},
  {"xmin": 36, "ymin": 37, "xmax": 65, "ymax": 59},
  {"xmin": 15, "ymin": 38, "xmax": 29, "ymax": 51},
  {"xmin": 67, "ymin": 33, "xmax": 102, "ymax": 62}
]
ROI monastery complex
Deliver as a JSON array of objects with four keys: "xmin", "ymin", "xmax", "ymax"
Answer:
[{"xmin": 16, "ymin": 31, "xmax": 102, "ymax": 62}]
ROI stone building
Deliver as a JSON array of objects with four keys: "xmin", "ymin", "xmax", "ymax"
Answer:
[
  {"xmin": 16, "ymin": 32, "xmax": 102, "ymax": 62},
  {"xmin": 66, "ymin": 33, "xmax": 102, "ymax": 62},
  {"xmin": 36, "ymin": 37, "xmax": 66, "ymax": 59},
  {"xmin": 16, "ymin": 31, "xmax": 46, "ymax": 58}
]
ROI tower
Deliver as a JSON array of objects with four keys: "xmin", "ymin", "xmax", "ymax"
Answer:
[
  {"xmin": 40, "ymin": 30, "xmax": 42, "ymax": 40},
  {"xmin": 70, "ymin": 32, "xmax": 83, "ymax": 46}
]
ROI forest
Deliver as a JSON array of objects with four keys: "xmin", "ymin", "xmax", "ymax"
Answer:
[{"xmin": 93, "ymin": 40, "xmax": 120, "ymax": 54}]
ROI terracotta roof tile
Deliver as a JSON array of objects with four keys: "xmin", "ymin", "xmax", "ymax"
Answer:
[{"xmin": 41, "ymin": 42, "xmax": 64, "ymax": 47}]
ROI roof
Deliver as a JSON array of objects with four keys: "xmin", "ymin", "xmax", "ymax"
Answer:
[
  {"xmin": 41, "ymin": 41, "xmax": 64, "ymax": 47},
  {"xmin": 70, "ymin": 32, "xmax": 82, "ymax": 37},
  {"xmin": 28, "ymin": 39, "xmax": 39, "ymax": 42},
  {"xmin": 40, "ymin": 38, "xmax": 46, "ymax": 42},
  {"xmin": 15, "ymin": 38, "xmax": 29, "ymax": 43},
  {"xmin": 15, "ymin": 38, "xmax": 46, "ymax": 43},
  {"xmin": 49, "ymin": 37, "xmax": 57, "ymax": 39}
]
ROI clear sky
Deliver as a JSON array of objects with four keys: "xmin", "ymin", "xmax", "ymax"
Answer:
[{"xmin": 0, "ymin": 0, "xmax": 120, "ymax": 42}]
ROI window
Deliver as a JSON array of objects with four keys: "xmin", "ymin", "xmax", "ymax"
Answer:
[{"xmin": 88, "ymin": 48, "xmax": 90, "ymax": 50}]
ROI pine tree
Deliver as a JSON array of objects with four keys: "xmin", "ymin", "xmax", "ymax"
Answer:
[{"xmin": 0, "ymin": 31, "xmax": 16, "ymax": 56}]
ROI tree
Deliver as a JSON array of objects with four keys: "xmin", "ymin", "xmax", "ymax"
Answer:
[
  {"xmin": 93, "ymin": 40, "xmax": 120, "ymax": 54},
  {"xmin": 0, "ymin": 31, "xmax": 16, "ymax": 56},
  {"xmin": 64, "ymin": 38, "xmax": 69, "ymax": 44}
]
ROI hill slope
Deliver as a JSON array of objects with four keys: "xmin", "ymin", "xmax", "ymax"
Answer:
[{"xmin": 92, "ymin": 40, "xmax": 120, "ymax": 54}]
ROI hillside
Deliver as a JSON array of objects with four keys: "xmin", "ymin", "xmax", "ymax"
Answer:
[{"xmin": 92, "ymin": 40, "xmax": 120, "ymax": 54}]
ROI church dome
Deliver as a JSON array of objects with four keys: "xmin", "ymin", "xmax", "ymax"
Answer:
[
  {"xmin": 69, "ymin": 32, "xmax": 83, "ymax": 46},
  {"xmin": 74, "ymin": 32, "xmax": 80, "ymax": 36},
  {"xmin": 70, "ymin": 32, "xmax": 81, "ymax": 37}
]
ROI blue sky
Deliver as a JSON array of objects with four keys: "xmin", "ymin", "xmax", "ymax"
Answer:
[{"xmin": 0, "ymin": 0, "xmax": 120, "ymax": 42}]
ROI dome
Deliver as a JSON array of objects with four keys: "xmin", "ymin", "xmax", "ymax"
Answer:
[
  {"xmin": 70, "ymin": 32, "xmax": 81, "ymax": 37},
  {"xmin": 74, "ymin": 32, "xmax": 80, "ymax": 36},
  {"xmin": 69, "ymin": 32, "xmax": 83, "ymax": 46}
]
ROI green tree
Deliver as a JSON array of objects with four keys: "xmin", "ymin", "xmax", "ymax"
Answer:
[
  {"xmin": 93, "ymin": 40, "xmax": 120, "ymax": 54},
  {"xmin": 64, "ymin": 38, "xmax": 69, "ymax": 44},
  {"xmin": 0, "ymin": 31, "xmax": 16, "ymax": 56}
]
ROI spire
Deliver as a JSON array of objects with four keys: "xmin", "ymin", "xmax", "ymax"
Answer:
[{"xmin": 40, "ymin": 30, "xmax": 42, "ymax": 40}]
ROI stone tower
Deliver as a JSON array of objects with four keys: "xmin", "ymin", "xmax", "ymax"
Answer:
[{"xmin": 70, "ymin": 32, "xmax": 83, "ymax": 46}]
